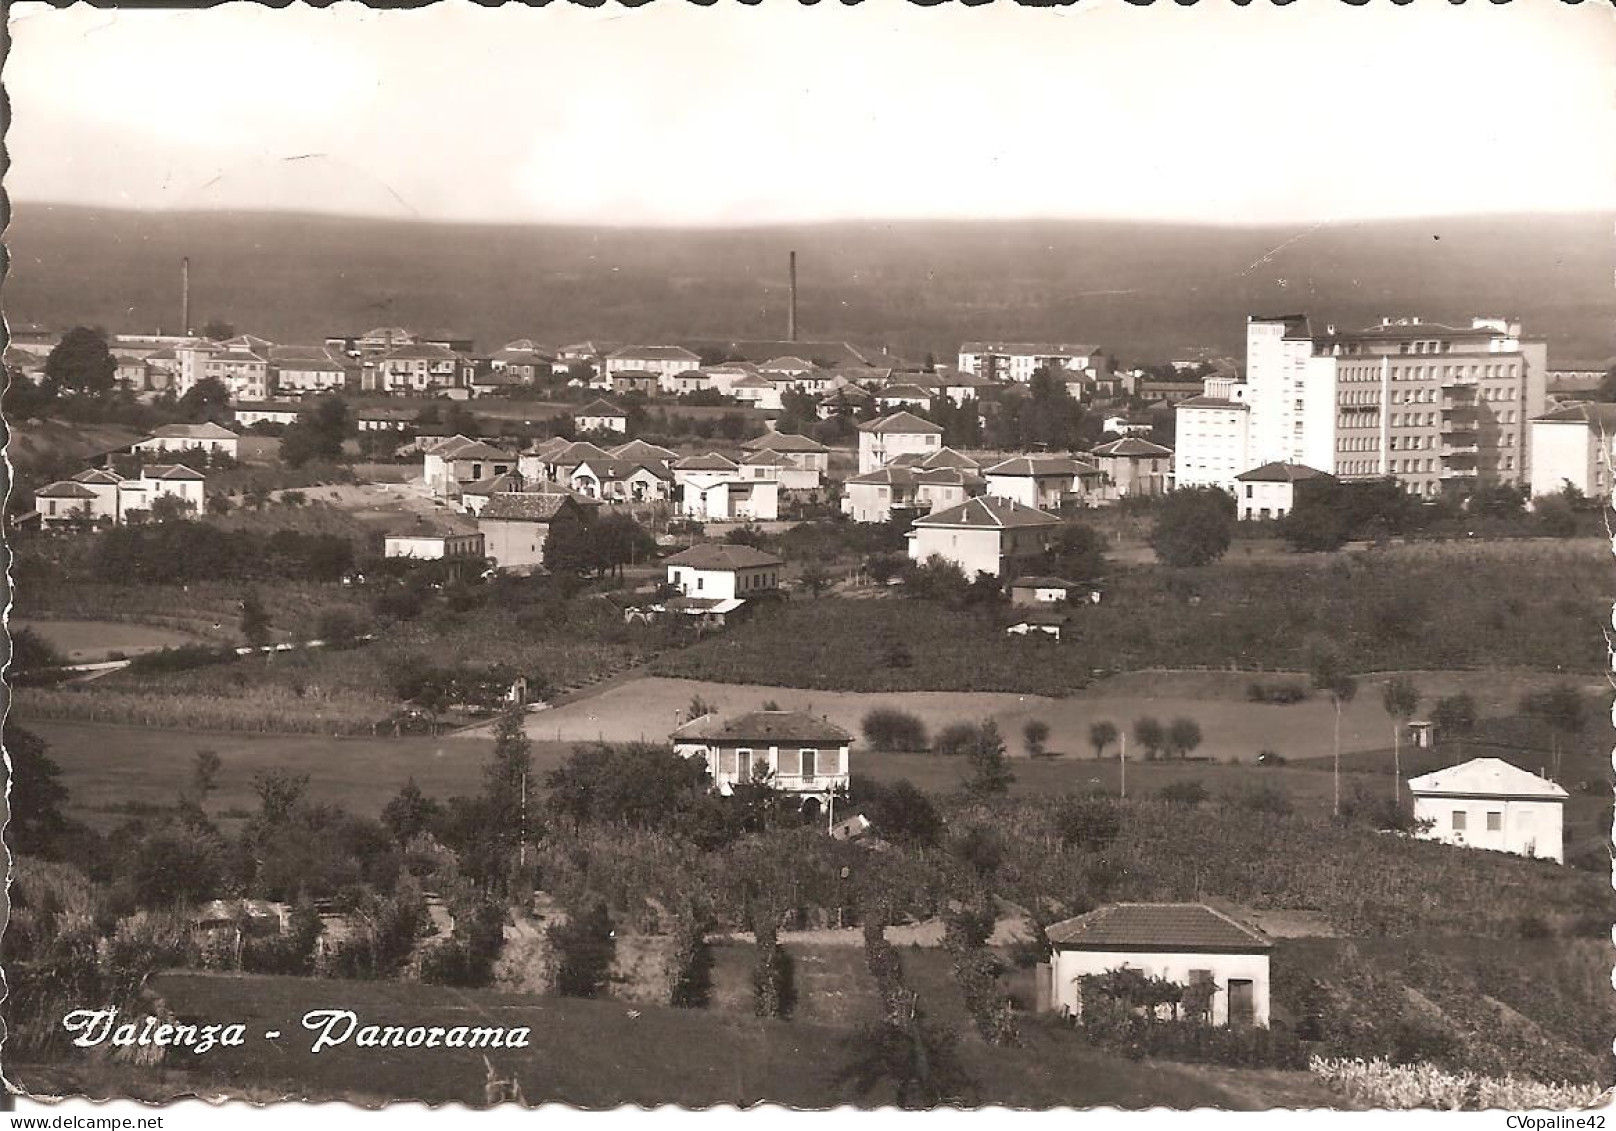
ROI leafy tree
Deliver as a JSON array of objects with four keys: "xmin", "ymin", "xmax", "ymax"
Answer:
[
  {"xmin": 131, "ymin": 824, "xmax": 225, "ymax": 908},
  {"xmin": 1520, "ymin": 683, "xmax": 1585, "ymax": 782},
  {"xmin": 177, "ymin": 376, "xmax": 232, "ymax": 423},
  {"xmin": 9, "ymin": 627, "xmax": 66, "ymax": 674},
  {"xmin": 863, "ymin": 708, "xmax": 929, "ymax": 753},
  {"xmin": 1023, "ymin": 719, "xmax": 1051, "ymax": 758},
  {"xmin": 547, "ymin": 900, "xmax": 616, "ymax": 998},
  {"xmin": 866, "ymin": 553, "xmax": 904, "ymax": 587},
  {"xmin": 1133, "ymin": 716, "xmax": 1165, "ymax": 761},
  {"xmin": 799, "ymin": 562, "xmax": 832, "ymax": 598},
  {"xmin": 1381, "ymin": 676, "xmax": 1420, "ymax": 799},
  {"xmin": 239, "ymin": 588, "xmax": 271, "ymax": 648},
  {"xmin": 1532, "ymin": 493, "xmax": 1579, "ymax": 538},
  {"xmin": 542, "ymin": 511, "xmax": 593, "ymax": 574},
  {"xmin": 1308, "ymin": 640, "xmax": 1359, "ymax": 817},
  {"xmin": 931, "ymin": 722, "xmax": 982, "ymax": 758},
  {"xmin": 381, "ymin": 778, "xmax": 442, "ymax": 845},
  {"xmin": 856, "ymin": 778, "xmax": 943, "ymax": 847},
  {"xmin": 484, "ymin": 706, "xmax": 537, "ymax": 866},
  {"xmin": 1166, "ymin": 717, "xmax": 1203, "ymax": 760},
  {"xmin": 1149, "ymin": 488, "xmax": 1233, "ymax": 567},
  {"xmin": 190, "ymin": 750, "xmax": 222, "ymax": 804},
  {"xmin": 964, "ymin": 720, "xmax": 1014, "ymax": 798},
  {"xmin": 243, "ymin": 483, "xmax": 272, "ymax": 512},
  {"xmin": 149, "ymin": 493, "xmax": 193, "ymax": 523},
  {"xmin": 1047, "ymin": 523, "xmax": 1107, "ymax": 582},
  {"xmin": 2, "ymin": 722, "xmax": 71, "ymax": 857},
  {"xmin": 43, "ymin": 326, "xmax": 116, "ymax": 398},
  {"xmin": 252, "ymin": 769, "xmax": 309, "ymax": 825},
  {"xmin": 1088, "ymin": 720, "xmax": 1118, "ymax": 760},
  {"xmin": 1430, "ymin": 693, "xmax": 1477, "ymax": 749},
  {"xmin": 201, "ymin": 319, "xmax": 236, "ymax": 341},
  {"xmin": 205, "ymin": 493, "xmax": 233, "ymax": 516}
]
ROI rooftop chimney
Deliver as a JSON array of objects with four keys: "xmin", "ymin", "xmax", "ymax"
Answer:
[{"xmin": 788, "ymin": 251, "xmax": 798, "ymax": 343}]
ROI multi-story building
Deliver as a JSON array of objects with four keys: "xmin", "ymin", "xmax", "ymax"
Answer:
[
  {"xmin": 1528, "ymin": 401, "xmax": 1616, "ymax": 501},
  {"xmin": 604, "ymin": 346, "xmax": 702, "ymax": 390},
  {"xmin": 270, "ymin": 345, "xmax": 350, "ymax": 397},
  {"xmin": 856, "ymin": 410, "xmax": 944, "ymax": 474},
  {"xmin": 369, "ymin": 342, "xmax": 464, "ymax": 395},
  {"xmin": 957, "ymin": 342, "xmax": 1108, "ymax": 385},
  {"xmin": 1177, "ymin": 316, "xmax": 1548, "ymax": 498},
  {"xmin": 204, "ymin": 349, "xmax": 272, "ymax": 401}
]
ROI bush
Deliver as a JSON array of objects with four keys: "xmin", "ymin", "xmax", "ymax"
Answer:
[
  {"xmin": 547, "ymin": 900, "xmax": 616, "ymax": 998},
  {"xmin": 1247, "ymin": 680, "xmax": 1309, "ymax": 705},
  {"xmin": 667, "ymin": 906, "xmax": 714, "ymax": 1009},
  {"xmin": 1023, "ymin": 719, "xmax": 1052, "ymax": 758},
  {"xmin": 862, "ymin": 707, "xmax": 930, "ymax": 753},
  {"xmin": 931, "ymin": 722, "xmax": 982, "ymax": 758},
  {"xmin": 1158, "ymin": 780, "xmax": 1210, "ymax": 807},
  {"xmin": 750, "ymin": 908, "xmax": 796, "ymax": 1019},
  {"xmin": 127, "ymin": 643, "xmax": 241, "ymax": 674},
  {"xmin": 1055, "ymin": 797, "xmax": 1122, "ymax": 850}
]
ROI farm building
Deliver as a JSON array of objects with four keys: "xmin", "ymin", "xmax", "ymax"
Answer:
[
  {"xmin": 383, "ymin": 523, "xmax": 485, "ymax": 562},
  {"xmin": 132, "ymin": 422, "xmax": 240, "ymax": 460},
  {"xmin": 1407, "ymin": 758, "xmax": 1567, "ymax": 864},
  {"xmin": 1041, "ymin": 903, "xmax": 1272, "ymax": 1027},
  {"xmin": 663, "ymin": 543, "xmax": 783, "ymax": 602}
]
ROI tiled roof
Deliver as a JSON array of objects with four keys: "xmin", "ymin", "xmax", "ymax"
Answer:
[
  {"xmin": 458, "ymin": 472, "xmax": 524, "ymax": 496},
  {"xmin": 1533, "ymin": 401, "xmax": 1616, "ymax": 428},
  {"xmin": 479, "ymin": 492, "xmax": 587, "ymax": 521},
  {"xmin": 1407, "ymin": 757, "xmax": 1569, "ymax": 800},
  {"xmin": 147, "ymin": 422, "xmax": 238, "ymax": 440},
  {"xmin": 387, "ymin": 522, "xmax": 479, "ymax": 540},
  {"xmin": 1008, "ymin": 576, "xmax": 1075, "ymax": 590},
  {"xmin": 879, "ymin": 383, "xmax": 936, "ymax": 400},
  {"xmin": 545, "ymin": 440, "xmax": 613, "ymax": 465},
  {"xmin": 759, "ymin": 355, "xmax": 816, "ymax": 372},
  {"xmin": 608, "ymin": 345, "xmax": 701, "ymax": 362},
  {"xmin": 960, "ymin": 341, "xmax": 1102, "ymax": 357},
  {"xmin": 914, "ymin": 468, "xmax": 984, "ymax": 488},
  {"xmin": 663, "ymin": 543, "xmax": 784, "ymax": 570},
  {"xmin": 575, "ymin": 398, "xmax": 627, "ymax": 417},
  {"xmin": 1236, "ymin": 461, "xmax": 1330, "ymax": 484},
  {"xmin": 72, "ymin": 468, "xmax": 124, "ymax": 485},
  {"xmin": 743, "ymin": 431, "xmax": 830, "ymax": 453},
  {"xmin": 740, "ymin": 450, "xmax": 793, "ymax": 467},
  {"xmin": 847, "ymin": 466, "xmax": 919, "ymax": 487},
  {"xmin": 380, "ymin": 342, "xmax": 458, "ymax": 362},
  {"xmin": 731, "ymin": 375, "xmax": 775, "ymax": 389},
  {"xmin": 574, "ymin": 458, "xmax": 671, "ymax": 482},
  {"xmin": 1092, "ymin": 438, "xmax": 1173, "ymax": 459},
  {"xmin": 610, "ymin": 439, "xmax": 679, "ymax": 462},
  {"xmin": 913, "ymin": 496, "xmax": 1061, "ymax": 530},
  {"xmin": 985, "ymin": 455, "xmax": 1086, "ymax": 477},
  {"xmin": 672, "ymin": 710, "xmax": 852, "ymax": 746},
  {"xmin": 858, "ymin": 410, "xmax": 943, "ymax": 435},
  {"xmin": 270, "ymin": 345, "xmax": 345, "ymax": 369},
  {"xmin": 888, "ymin": 446, "xmax": 980, "ymax": 471},
  {"xmin": 1046, "ymin": 903, "xmax": 1271, "ymax": 952},
  {"xmin": 37, "ymin": 481, "xmax": 99, "ymax": 499},
  {"xmin": 142, "ymin": 464, "xmax": 206, "ymax": 481},
  {"xmin": 445, "ymin": 442, "xmax": 516, "ymax": 462},
  {"xmin": 681, "ymin": 339, "xmax": 875, "ymax": 367},
  {"xmin": 425, "ymin": 434, "xmax": 483, "ymax": 457},
  {"xmin": 673, "ymin": 452, "xmax": 740, "ymax": 472},
  {"xmin": 526, "ymin": 435, "xmax": 576, "ymax": 458}
]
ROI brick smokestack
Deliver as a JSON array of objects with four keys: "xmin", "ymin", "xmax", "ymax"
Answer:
[
  {"xmin": 182, "ymin": 257, "xmax": 191, "ymax": 336},
  {"xmin": 788, "ymin": 250, "xmax": 798, "ymax": 343}
]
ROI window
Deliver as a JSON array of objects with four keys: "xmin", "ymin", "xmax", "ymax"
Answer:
[
  {"xmin": 1486, "ymin": 811, "xmax": 1502, "ymax": 832},
  {"xmin": 735, "ymin": 749, "xmax": 753, "ymax": 782},
  {"xmin": 800, "ymin": 749, "xmax": 816, "ymax": 779},
  {"xmin": 1452, "ymin": 810, "xmax": 1467, "ymax": 831}
]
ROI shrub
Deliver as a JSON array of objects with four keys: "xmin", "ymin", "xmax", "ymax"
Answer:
[
  {"xmin": 750, "ymin": 907, "xmax": 796, "ymax": 1019},
  {"xmin": 667, "ymin": 904, "xmax": 714, "ymax": 1009},
  {"xmin": 126, "ymin": 643, "xmax": 241, "ymax": 674},
  {"xmin": 931, "ymin": 722, "xmax": 982, "ymax": 758},
  {"xmin": 964, "ymin": 720, "xmax": 1015, "ymax": 798},
  {"xmin": 1056, "ymin": 797, "xmax": 1122, "ymax": 850},
  {"xmin": 1023, "ymin": 719, "xmax": 1052, "ymax": 758},
  {"xmin": 1309, "ymin": 1057, "xmax": 1605, "ymax": 1111},
  {"xmin": 1247, "ymin": 680, "xmax": 1309, "ymax": 705},
  {"xmin": 547, "ymin": 900, "xmax": 616, "ymax": 998},
  {"xmin": 1158, "ymin": 780, "xmax": 1209, "ymax": 807},
  {"xmin": 862, "ymin": 707, "xmax": 929, "ymax": 753}
]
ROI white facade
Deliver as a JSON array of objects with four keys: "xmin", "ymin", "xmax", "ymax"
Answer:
[
  {"xmin": 679, "ymin": 477, "xmax": 779, "ymax": 521},
  {"xmin": 1048, "ymin": 948, "xmax": 1271, "ymax": 1028},
  {"xmin": 1173, "ymin": 382, "xmax": 1251, "ymax": 492},
  {"xmin": 1237, "ymin": 479, "xmax": 1301, "ymax": 520},
  {"xmin": 1528, "ymin": 406, "xmax": 1616, "ymax": 500},
  {"xmin": 665, "ymin": 562, "xmax": 779, "ymax": 601},
  {"xmin": 575, "ymin": 411, "xmax": 627, "ymax": 434},
  {"xmin": 858, "ymin": 419, "xmax": 943, "ymax": 474},
  {"xmin": 1408, "ymin": 758, "xmax": 1567, "ymax": 864},
  {"xmin": 1244, "ymin": 317, "xmax": 1316, "ymax": 467}
]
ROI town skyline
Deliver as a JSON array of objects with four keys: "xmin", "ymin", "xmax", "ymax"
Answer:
[{"xmin": 9, "ymin": 0, "xmax": 1616, "ymax": 227}]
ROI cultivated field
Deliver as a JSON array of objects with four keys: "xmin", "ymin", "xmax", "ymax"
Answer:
[{"xmin": 10, "ymin": 619, "xmax": 202, "ymax": 663}]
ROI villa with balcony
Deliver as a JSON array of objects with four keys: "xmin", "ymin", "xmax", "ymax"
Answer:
[{"xmin": 670, "ymin": 710, "xmax": 853, "ymax": 820}]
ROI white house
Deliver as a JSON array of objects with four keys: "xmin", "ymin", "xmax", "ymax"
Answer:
[
  {"xmin": 907, "ymin": 496, "xmax": 1062, "ymax": 579},
  {"xmin": 383, "ymin": 524, "xmax": 486, "ymax": 561},
  {"xmin": 984, "ymin": 455, "xmax": 1093, "ymax": 511},
  {"xmin": 35, "ymin": 480, "xmax": 108, "ymax": 527},
  {"xmin": 1043, "ymin": 903, "xmax": 1272, "ymax": 1028},
  {"xmin": 1407, "ymin": 758, "xmax": 1567, "ymax": 864},
  {"xmin": 1090, "ymin": 437, "xmax": 1174, "ymax": 502},
  {"xmin": 232, "ymin": 402, "xmax": 302, "ymax": 429},
  {"xmin": 135, "ymin": 464, "xmax": 207, "ymax": 515},
  {"xmin": 1527, "ymin": 401, "xmax": 1616, "ymax": 501},
  {"xmin": 731, "ymin": 375, "xmax": 784, "ymax": 411},
  {"xmin": 857, "ymin": 411, "xmax": 944, "ymax": 474},
  {"xmin": 604, "ymin": 345, "xmax": 702, "ymax": 388},
  {"xmin": 133, "ymin": 422, "xmax": 240, "ymax": 461},
  {"xmin": 875, "ymin": 383, "xmax": 935, "ymax": 411},
  {"xmin": 663, "ymin": 543, "xmax": 783, "ymax": 601},
  {"xmin": 369, "ymin": 342, "xmax": 463, "ymax": 395},
  {"xmin": 569, "ymin": 459, "xmax": 673, "ymax": 503},
  {"xmin": 1234, "ymin": 462, "xmax": 1331, "ymax": 521},
  {"xmin": 741, "ymin": 430, "xmax": 831, "ymax": 485},
  {"xmin": 574, "ymin": 398, "xmax": 629, "ymax": 435},
  {"xmin": 270, "ymin": 345, "xmax": 349, "ymax": 397},
  {"xmin": 422, "ymin": 435, "xmax": 516, "ymax": 498},
  {"xmin": 670, "ymin": 709, "xmax": 852, "ymax": 815},
  {"xmin": 674, "ymin": 454, "xmax": 779, "ymax": 521},
  {"xmin": 957, "ymin": 341, "xmax": 1109, "ymax": 385},
  {"xmin": 476, "ymin": 492, "xmax": 593, "ymax": 571}
]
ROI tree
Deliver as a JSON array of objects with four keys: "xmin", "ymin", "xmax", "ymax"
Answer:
[
  {"xmin": 177, "ymin": 376, "xmax": 232, "ymax": 424},
  {"xmin": 43, "ymin": 326, "xmax": 116, "ymax": 398},
  {"xmin": 1521, "ymin": 683, "xmax": 1584, "ymax": 782},
  {"xmin": 149, "ymin": 493, "xmax": 194, "ymax": 523},
  {"xmin": 206, "ymin": 493, "xmax": 233, "ymax": 516},
  {"xmin": 1022, "ymin": 720, "xmax": 1051, "ymax": 758},
  {"xmin": 931, "ymin": 722, "xmax": 982, "ymax": 758},
  {"xmin": 191, "ymin": 750, "xmax": 222, "ymax": 803},
  {"xmin": 2, "ymin": 722, "xmax": 71, "ymax": 857},
  {"xmin": 542, "ymin": 512, "xmax": 593, "ymax": 575},
  {"xmin": 799, "ymin": 562, "xmax": 832, "ymax": 598},
  {"xmin": 1047, "ymin": 523, "xmax": 1107, "ymax": 582},
  {"xmin": 484, "ymin": 706, "xmax": 537, "ymax": 864},
  {"xmin": 281, "ymin": 397, "xmax": 352, "ymax": 468},
  {"xmin": 239, "ymin": 589, "xmax": 271, "ymax": 648},
  {"xmin": 1431, "ymin": 693, "xmax": 1477, "ymax": 752},
  {"xmin": 1381, "ymin": 676, "xmax": 1420, "ymax": 800},
  {"xmin": 1149, "ymin": 488, "xmax": 1233, "ymax": 567},
  {"xmin": 1532, "ymin": 493, "xmax": 1578, "ymax": 538},
  {"xmin": 10, "ymin": 627, "xmax": 66, "ymax": 674},
  {"xmin": 857, "ymin": 778, "xmax": 943, "ymax": 847},
  {"xmin": 1088, "ymin": 720, "xmax": 1118, "ymax": 761},
  {"xmin": 862, "ymin": 709, "xmax": 929, "ymax": 753},
  {"xmin": 1594, "ymin": 364, "xmax": 1616, "ymax": 403},
  {"xmin": 1308, "ymin": 640, "xmax": 1359, "ymax": 818},
  {"xmin": 866, "ymin": 554, "xmax": 903, "ymax": 587},
  {"xmin": 201, "ymin": 319, "xmax": 236, "ymax": 341},
  {"xmin": 243, "ymin": 483, "xmax": 272, "ymax": 512},
  {"xmin": 964, "ymin": 720, "xmax": 1014, "ymax": 798},
  {"xmin": 252, "ymin": 769, "xmax": 309, "ymax": 825},
  {"xmin": 381, "ymin": 778, "xmax": 441, "ymax": 845},
  {"xmin": 547, "ymin": 900, "xmax": 616, "ymax": 998},
  {"xmin": 1133, "ymin": 716, "xmax": 1165, "ymax": 761},
  {"xmin": 1166, "ymin": 717, "xmax": 1203, "ymax": 760}
]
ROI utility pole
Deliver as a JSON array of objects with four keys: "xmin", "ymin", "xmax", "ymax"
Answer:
[
  {"xmin": 519, "ymin": 768, "xmax": 528, "ymax": 868},
  {"xmin": 1120, "ymin": 732, "xmax": 1127, "ymax": 800}
]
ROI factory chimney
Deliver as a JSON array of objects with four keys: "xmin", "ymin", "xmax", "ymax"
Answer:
[
  {"xmin": 181, "ymin": 257, "xmax": 192, "ymax": 336},
  {"xmin": 788, "ymin": 250, "xmax": 798, "ymax": 343}
]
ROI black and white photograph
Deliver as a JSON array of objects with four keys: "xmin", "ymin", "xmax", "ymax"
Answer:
[{"xmin": 2, "ymin": 0, "xmax": 1614, "ymax": 1114}]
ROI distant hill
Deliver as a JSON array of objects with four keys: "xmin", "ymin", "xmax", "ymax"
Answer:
[{"xmin": 5, "ymin": 203, "xmax": 1612, "ymax": 364}]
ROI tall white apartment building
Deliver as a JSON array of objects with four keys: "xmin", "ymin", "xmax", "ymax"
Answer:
[{"xmin": 1176, "ymin": 315, "xmax": 1548, "ymax": 499}]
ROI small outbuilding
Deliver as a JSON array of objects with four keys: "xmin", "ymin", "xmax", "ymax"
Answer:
[{"xmin": 1041, "ymin": 902, "xmax": 1272, "ymax": 1027}]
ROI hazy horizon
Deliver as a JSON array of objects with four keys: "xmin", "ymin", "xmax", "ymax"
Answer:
[{"xmin": 9, "ymin": 0, "xmax": 1615, "ymax": 227}]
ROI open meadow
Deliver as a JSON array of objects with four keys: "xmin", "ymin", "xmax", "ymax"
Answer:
[{"xmin": 10, "ymin": 619, "xmax": 203, "ymax": 663}]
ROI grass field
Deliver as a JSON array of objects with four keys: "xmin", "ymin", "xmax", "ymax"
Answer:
[
  {"xmin": 10, "ymin": 619, "xmax": 203, "ymax": 663},
  {"xmin": 4, "ymin": 971, "xmax": 1334, "ymax": 1108}
]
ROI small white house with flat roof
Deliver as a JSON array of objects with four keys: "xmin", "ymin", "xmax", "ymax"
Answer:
[{"xmin": 1407, "ymin": 758, "xmax": 1567, "ymax": 864}]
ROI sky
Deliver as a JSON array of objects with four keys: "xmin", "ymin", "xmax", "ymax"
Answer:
[{"xmin": 7, "ymin": 0, "xmax": 1616, "ymax": 227}]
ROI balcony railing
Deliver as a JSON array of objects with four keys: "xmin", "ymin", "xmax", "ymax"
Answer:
[{"xmin": 1438, "ymin": 466, "xmax": 1479, "ymax": 479}]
